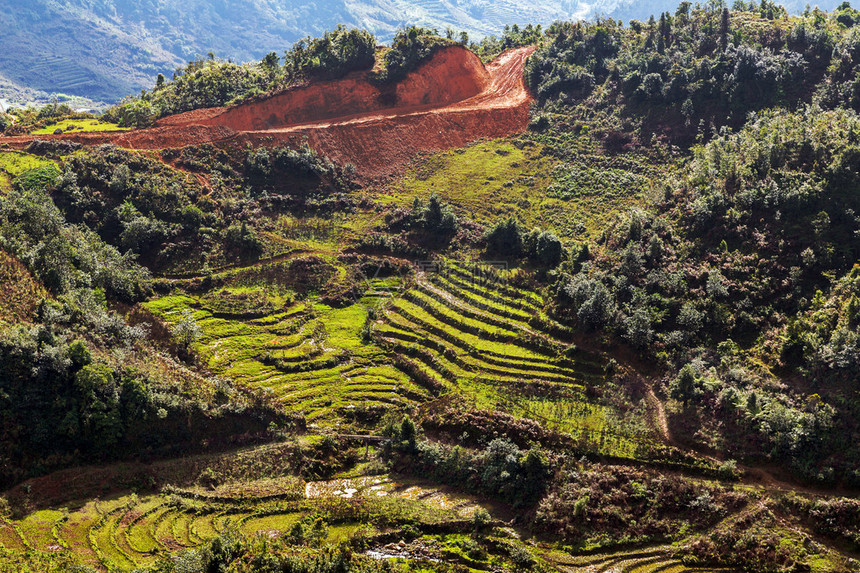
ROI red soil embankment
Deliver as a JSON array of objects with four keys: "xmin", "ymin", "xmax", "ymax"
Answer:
[
  {"xmin": 195, "ymin": 46, "xmax": 490, "ymax": 131},
  {"xmin": 237, "ymin": 47, "xmax": 534, "ymax": 178},
  {"xmin": 1, "ymin": 46, "xmax": 535, "ymax": 178},
  {"xmin": 155, "ymin": 107, "xmax": 226, "ymax": 127}
]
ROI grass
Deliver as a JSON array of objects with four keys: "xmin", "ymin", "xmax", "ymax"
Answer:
[
  {"xmin": 386, "ymin": 139, "xmax": 557, "ymax": 228},
  {"xmin": 0, "ymin": 172, "xmax": 12, "ymax": 193},
  {"xmin": 0, "ymin": 151, "xmax": 57, "ymax": 177},
  {"xmin": 384, "ymin": 137, "xmax": 667, "ymax": 241},
  {"xmin": 459, "ymin": 378, "xmax": 650, "ymax": 459},
  {"xmin": 30, "ymin": 118, "xmax": 129, "ymax": 135}
]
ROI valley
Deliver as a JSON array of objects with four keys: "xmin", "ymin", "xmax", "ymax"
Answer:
[{"xmin": 1, "ymin": 8, "xmax": 860, "ymax": 573}]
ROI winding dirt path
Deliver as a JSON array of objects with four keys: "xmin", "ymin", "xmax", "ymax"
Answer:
[
  {"xmin": 645, "ymin": 386, "xmax": 672, "ymax": 444},
  {"xmin": 2, "ymin": 47, "xmax": 535, "ymax": 178}
]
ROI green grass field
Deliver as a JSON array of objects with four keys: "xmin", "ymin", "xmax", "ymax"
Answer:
[
  {"xmin": 385, "ymin": 137, "xmax": 667, "ymax": 240},
  {"xmin": 30, "ymin": 118, "xmax": 129, "ymax": 135},
  {"xmin": 0, "ymin": 151, "xmax": 57, "ymax": 177}
]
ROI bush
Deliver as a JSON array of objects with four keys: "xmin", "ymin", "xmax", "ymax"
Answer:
[
  {"xmin": 0, "ymin": 188, "xmax": 150, "ymax": 301},
  {"xmin": 379, "ymin": 27, "xmax": 457, "ymax": 83},
  {"xmin": 485, "ymin": 217, "xmax": 524, "ymax": 256},
  {"xmin": 534, "ymin": 230, "xmax": 564, "ymax": 267},
  {"xmin": 285, "ymin": 25, "xmax": 376, "ymax": 80},
  {"xmin": 224, "ymin": 221, "xmax": 263, "ymax": 260}
]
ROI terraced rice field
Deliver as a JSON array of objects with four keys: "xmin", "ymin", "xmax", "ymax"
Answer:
[
  {"xmin": 545, "ymin": 546, "xmax": 738, "ymax": 573},
  {"xmin": 145, "ymin": 261, "xmax": 655, "ymax": 455},
  {"xmin": 370, "ymin": 261, "xmax": 655, "ymax": 457},
  {"xmin": 0, "ymin": 475, "xmax": 485, "ymax": 571},
  {"xmin": 144, "ymin": 284, "xmax": 429, "ymax": 425},
  {"xmin": 25, "ymin": 55, "xmax": 99, "ymax": 94},
  {"xmin": 375, "ymin": 262, "xmax": 597, "ymax": 385}
]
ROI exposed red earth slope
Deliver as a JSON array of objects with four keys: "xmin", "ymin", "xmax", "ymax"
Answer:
[{"xmin": 2, "ymin": 46, "xmax": 535, "ymax": 177}]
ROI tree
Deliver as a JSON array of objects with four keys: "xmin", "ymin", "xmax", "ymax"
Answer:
[
  {"xmin": 261, "ymin": 52, "xmax": 279, "ymax": 71},
  {"xmin": 670, "ymin": 363, "xmax": 701, "ymax": 406},
  {"xmin": 74, "ymin": 363, "xmax": 123, "ymax": 450},
  {"xmin": 417, "ymin": 193, "xmax": 458, "ymax": 236},
  {"xmin": 171, "ymin": 310, "xmax": 202, "ymax": 352},
  {"xmin": 720, "ymin": 7, "xmax": 730, "ymax": 51},
  {"xmin": 485, "ymin": 217, "xmax": 523, "ymax": 256},
  {"xmin": 534, "ymin": 231, "xmax": 564, "ymax": 267}
]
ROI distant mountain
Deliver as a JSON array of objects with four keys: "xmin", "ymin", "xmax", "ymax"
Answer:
[
  {"xmin": 600, "ymin": 0, "xmax": 837, "ymax": 21},
  {"xmin": 0, "ymin": 0, "xmax": 842, "ymax": 105}
]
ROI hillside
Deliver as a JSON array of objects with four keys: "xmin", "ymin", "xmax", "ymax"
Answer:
[{"xmin": 1, "ymin": 4, "xmax": 860, "ymax": 573}]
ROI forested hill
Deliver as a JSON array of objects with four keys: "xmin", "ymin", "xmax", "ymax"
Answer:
[{"xmin": 0, "ymin": 0, "xmax": 842, "ymax": 105}]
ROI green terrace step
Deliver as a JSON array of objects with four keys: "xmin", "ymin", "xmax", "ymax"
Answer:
[
  {"xmin": 0, "ymin": 518, "xmax": 29, "ymax": 551},
  {"xmin": 270, "ymin": 352, "xmax": 350, "ymax": 374},
  {"xmin": 444, "ymin": 263, "xmax": 544, "ymax": 307},
  {"xmin": 430, "ymin": 269, "xmax": 543, "ymax": 315},
  {"xmin": 387, "ymin": 292, "xmax": 607, "ymax": 378},
  {"xmin": 428, "ymin": 274, "xmax": 536, "ymax": 322},
  {"xmin": 390, "ymin": 354, "xmax": 450, "ymax": 392},
  {"xmin": 380, "ymin": 313, "xmax": 605, "ymax": 382},
  {"xmin": 381, "ymin": 311, "xmax": 559, "ymax": 365},
  {"xmin": 382, "ymin": 338, "xmax": 464, "ymax": 383},
  {"xmin": 388, "ymin": 319, "xmax": 592, "ymax": 380},
  {"xmin": 269, "ymin": 342, "xmax": 325, "ymax": 363},
  {"xmin": 90, "ymin": 503, "xmax": 137, "ymax": 569},
  {"xmin": 389, "ymin": 299, "xmax": 562, "ymax": 359},
  {"xmin": 402, "ymin": 291, "xmax": 520, "ymax": 340},
  {"xmin": 428, "ymin": 273, "xmax": 576, "ymax": 341},
  {"xmin": 376, "ymin": 320, "xmax": 585, "ymax": 384},
  {"xmin": 126, "ymin": 504, "xmax": 169, "ymax": 555},
  {"xmin": 414, "ymin": 281, "xmax": 572, "ymax": 347},
  {"xmin": 408, "ymin": 286, "xmax": 529, "ymax": 335},
  {"xmin": 392, "ymin": 298, "xmax": 520, "ymax": 347},
  {"xmin": 378, "ymin": 334, "xmax": 590, "ymax": 391}
]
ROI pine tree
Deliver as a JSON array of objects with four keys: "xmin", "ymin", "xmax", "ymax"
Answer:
[{"xmin": 720, "ymin": 7, "xmax": 730, "ymax": 51}]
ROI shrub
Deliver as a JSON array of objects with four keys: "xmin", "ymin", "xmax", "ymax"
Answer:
[
  {"xmin": 285, "ymin": 25, "xmax": 376, "ymax": 80},
  {"xmin": 485, "ymin": 217, "xmax": 524, "ymax": 256},
  {"xmin": 379, "ymin": 27, "xmax": 457, "ymax": 83}
]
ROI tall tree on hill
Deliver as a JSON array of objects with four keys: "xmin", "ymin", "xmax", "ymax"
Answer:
[{"xmin": 720, "ymin": 7, "xmax": 730, "ymax": 51}]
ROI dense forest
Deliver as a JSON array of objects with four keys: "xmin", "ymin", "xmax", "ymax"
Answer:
[{"xmin": 1, "ymin": 2, "xmax": 860, "ymax": 572}]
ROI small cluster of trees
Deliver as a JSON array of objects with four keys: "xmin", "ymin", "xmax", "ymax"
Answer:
[
  {"xmin": 484, "ymin": 217, "xmax": 565, "ymax": 268},
  {"xmin": 284, "ymin": 25, "xmax": 376, "ymax": 80},
  {"xmin": 386, "ymin": 417, "xmax": 550, "ymax": 507},
  {"xmin": 384, "ymin": 194, "xmax": 460, "ymax": 246},
  {"xmin": 45, "ymin": 144, "xmax": 352, "ymax": 272},
  {"xmin": 376, "ymin": 26, "xmax": 458, "ymax": 83}
]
